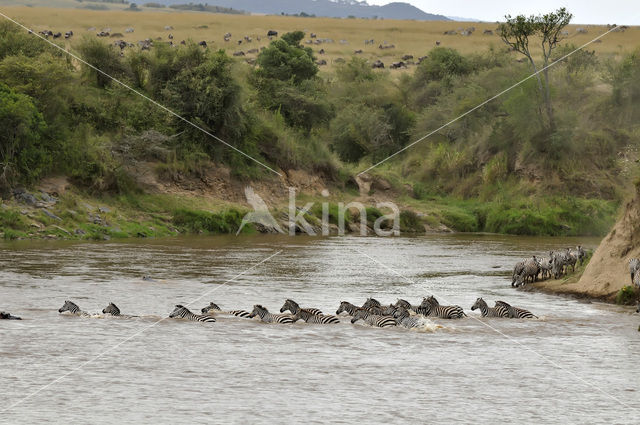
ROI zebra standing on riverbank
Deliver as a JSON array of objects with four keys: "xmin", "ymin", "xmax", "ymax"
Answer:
[
  {"xmin": 169, "ymin": 305, "xmax": 216, "ymax": 322},
  {"xmin": 495, "ymin": 300, "xmax": 537, "ymax": 319},
  {"xmin": 471, "ymin": 298, "xmax": 508, "ymax": 317},
  {"xmin": 418, "ymin": 296, "xmax": 466, "ymax": 319},
  {"xmin": 249, "ymin": 305, "xmax": 294, "ymax": 324},
  {"xmin": 291, "ymin": 308, "xmax": 340, "ymax": 324},
  {"xmin": 279, "ymin": 299, "xmax": 322, "ymax": 316},
  {"xmin": 58, "ymin": 300, "xmax": 90, "ymax": 316},
  {"xmin": 200, "ymin": 301, "xmax": 251, "ymax": 318},
  {"xmin": 629, "ymin": 258, "xmax": 640, "ymax": 285},
  {"xmin": 350, "ymin": 308, "xmax": 396, "ymax": 327}
]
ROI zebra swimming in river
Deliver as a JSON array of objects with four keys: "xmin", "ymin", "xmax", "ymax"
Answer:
[
  {"xmin": 102, "ymin": 302, "xmax": 138, "ymax": 318},
  {"xmin": 471, "ymin": 298, "xmax": 509, "ymax": 318},
  {"xmin": 336, "ymin": 301, "xmax": 360, "ymax": 316},
  {"xmin": 248, "ymin": 305, "xmax": 294, "ymax": 324},
  {"xmin": 417, "ymin": 296, "xmax": 466, "ymax": 319},
  {"xmin": 279, "ymin": 299, "xmax": 322, "ymax": 316},
  {"xmin": 393, "ymin": 307, "xmax": 422, "ymax": 328},
  {"xmin": 200, "ymin": 302, "xmax": 251, "ymax": 318},
  {"xmin": 58, "ymin": 300, "xmax": 91, "ymax": 316},
  {"xmin": 291, "ymin": 308, "xmax": 340, "ymax": 324},
  {"xmin": 494, "ymin": 301, "xmax": 537, "ymax": 319},
  {"xmin": 350, "ymin": 308, "xmax": 396, "ymax": 327},
  {"xmin": 169, "ymin": 305, "xmax": 216, "ymax": 323}
]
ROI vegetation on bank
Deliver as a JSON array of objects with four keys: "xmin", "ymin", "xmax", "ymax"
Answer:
[{"xmin": 0, "ymin": 9, "xmax": 638, "ymax": 239}]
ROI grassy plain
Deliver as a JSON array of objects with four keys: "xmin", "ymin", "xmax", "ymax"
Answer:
[{"xmin": 0, "ymin": 3, "xmax": 638, "ymax": 71}]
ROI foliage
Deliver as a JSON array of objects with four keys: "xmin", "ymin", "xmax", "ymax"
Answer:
[{"xmin": 615, "ymin": 285, "xmax": 638, "ymax": 305}]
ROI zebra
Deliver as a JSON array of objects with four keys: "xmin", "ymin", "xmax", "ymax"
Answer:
[
  {"xmin": 512, "ymin": 260, "xmax": 525, "ymax": 286},
  {"xmin": 350, "ymin": 309, "xmax": 396, "ymax": 327},
  {"xmin": 279, "ymin": 299, "xmax": 322, "ymax": 316},
  {"xmin": 58, "ymin": 300, "xmax": 90, "ymax": 316},
  {"xmin": 516, "ymin": 256, "xmax": 540, "ymax": 287},
  {"xmin": 494, "ymin": 301, "xmax": 537, "ymax": 319},
  {"xmin": 362, "ymin": 298, "xmax": 382, "ymax": 309},
  {"xmin": 417, "ymin": 296, "xmax": 466, "ymax": 319},
  {"xmin": 577, "ymin": 245, "xmax": 586, "ymax": 265},
  {"xmin": 471, "ymin": 298, "xmax": 508, "ymax": 318},
  {"xmin": 564, "ymin": 248, "xmax": 578, "ymax": 273},
  {"xmin": 629, "ymin": 258, "xmax": 640, "ymax": 285},
  {"xmin": 102, "ymin": 302, "xmax": 138, "ymax": 318},
  {"xmin": 200, "ymin": 302, "xmax": 251, "ymax": 318},
  {"xmin": 538, "ymin": 257, "xmax": 553, "ymax": 280},
  {"xmin": 248, "ymin": 305, "xmax": 294, "ymax": 324},
  {"xmin": 169, "ymin": 305, "xmax": 216, "ymax": 323},
  {"xmin": 336, "ymin": 301, "xmax": 360, "ymax": 316},
  {"xmin": 393, "ymin": 307, "xmax": 422, "ymax": 328},
  {"xmin": 393, "ymin": 299, "xmax": 418, "ymax": 312},
  {"xmin": 291, "ymin": 308, "xmax": 340, "ymax": 324},
  {"xmin": 0, "ymin": 311, "xmax": 22, "ymax": 320}
]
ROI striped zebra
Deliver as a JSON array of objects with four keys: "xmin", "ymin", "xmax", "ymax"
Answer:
[
  {"xmin": 200, "ymin": 302, "xmax": 251, "ymax": 318},
  {"xmin": 512, "ymin": 260, "xmax": 525, "ymax": 286},
  {"xmin": 58, "ymin": 300, "xmax": 90, "ymax": 316},
  {"xmin": 336, "ymin": 301, "xmax": 360, "ymax": 316},
  {"xmin": 494, "ymin": 301, "xmax": 537, "ymax": 319},
  {"xmin": 102, "ymin": 302, "xmax": 138, "ymax": 318},
  {"xmin": 279, "ymin": 299, "xmax": 322, "ymax": 316},
  {"xmin": 471, "ymin": 298, "xmax": 508, "ymax": 318},
  {"xmin": 629, "ymin": 258, "xmax": 640, "ymax": 285},
  {"xmin": 362, "ymin": 298, "xmax": 382, "ymax": 309},
  {"xmin": 393, "ymin": 299, "xmax": 418, "ymax": 312},
  {"xmin": 248, "ymin": 305, "xmax": 294, "ymax": 324},
  {"xmin": 291, "ymin": 308, "xmax": 340, "ymax": 324},
  {"xmin": 393, "ymin": 307, "xmax": 421, "ymax": 328},
  {"xmin": 417, "ymin": 296, "xmax": 466, "ymax": 319},
  {"xmin": 350, "ymin": 308, "xmax": 396, "ymax": 327},
  {"xmin": 577, "ymin": 245, "xmax": 586, "ymax": 265},
  {"xmin": 169, "ymin": 305, "xmax": 216, "ymax": 323}
]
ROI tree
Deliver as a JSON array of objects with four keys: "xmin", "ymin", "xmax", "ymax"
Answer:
[
  {"xmin": 0, "ymin": 83, "xmax": 48, "ymax": 192},
  {"xmin": 256, "ymin": 31, "xmax": 317, "ymax": 83},
  {"xmin": 499, "ymin": 8, "xmax": 572, "ymax": 129}
]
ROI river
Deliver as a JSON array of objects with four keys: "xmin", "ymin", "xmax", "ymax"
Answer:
[{"xmin": 0, "ymin": 234, "xmax": 638, "ymax": 423}]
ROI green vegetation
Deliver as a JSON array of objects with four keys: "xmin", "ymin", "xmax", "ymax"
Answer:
[
  {"xmin": 0, "ymin": 9, "xmax": 638, "ymax": 239},
  {"xmin": 615, "ymin": 285, "xmax": 638, "ymax": 305}
]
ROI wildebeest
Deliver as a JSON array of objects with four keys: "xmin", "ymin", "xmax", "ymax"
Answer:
[
  {"xmin": 364, "ymin": 39, "xmax": 374, "ymax": 45},
  {"xmin": 224, "ymin": 32, "xmax": 231, "ymax": 38},
  {"xmin": 198, "ymin": 40, "xmax": 207, "ymax": 47},
  {"xmin": 224, "ymin": 36, "xmax": 230, "ymax": 42},
  {"xmin": 310, "ymin": 33, "xmax": 317, "ymax": 38},
  {"xmin": 435, "ymin": 40, "xmax": 441, "ymax": 46},
  {"xmin": 233, "ymin": 51, "xmax": 245, "ymax": 56},
  {"xmin": 402, "ymin": 54, "xmax": 413, "ymax": 61},
  {"xmin": 168, "ymin": 34, "xmax": 173, "ymax": 40},
  {"xmin": 64, "ymin": 31, "xmax": 73, "ymax": 39},
  {"xmin": 97, "ymin": 31, "xmax": 109, "ymax": 37},
  {"xmin": 354, "ymin": 49, "xmax": 363, "ymax": 54},
  {"xmin": 372, "ymin": 59, "xmax": 384, "ymax": 69},
  {"xmin": 319, "ymin": 48, "xmax": 325, "ymax": 54},
  {"xmin": 114, "ymin": 40, "xmax": 127, "ymax": 50},
  {"xmin": 316, "ymin": 59, "xmax": 327, "ymax": 66},
  {"xmin": 390, "ymin": 61, "xmax": 407, "ymax": 69},
  {"xmin": 246, "ymin": 48, "xmax": 259, "ymax": 54},
  {"xmin": 418, "ymin": 55, "xmax": 428, "ymax": 63},
  {"xmin": 267, "ymin": 30, "xmax": 278, "ymax": 37},
  {"xmin": 237, "ymin": 40, "xmax": 243, "ymax": 45},
  {"xmin": 378, "ymin": 44, "xmax": 395, "ymax": 49},
  {"xmin": 125, "ymin": 27, "xmax": 135, "ymax": 33},
  {"xmin": 483, "ymin": 29, "xmax": 493, "ymax": 35}
]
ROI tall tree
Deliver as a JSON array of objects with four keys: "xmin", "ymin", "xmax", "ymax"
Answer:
[{"xmin": 499, "ymin": 8, "xmax": 572, "ymax": 129}]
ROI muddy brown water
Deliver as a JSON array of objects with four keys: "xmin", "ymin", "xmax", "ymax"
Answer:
[{"xmin": 1, "ymin": 234, "xmax": 638, "ymax": 423}]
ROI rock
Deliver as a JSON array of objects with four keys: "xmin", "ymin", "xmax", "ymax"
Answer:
[
  {"xmin": 14, "ymin": 191, "xmax": 38, "ymax": 206},
  {"xmin": 40, "ymin": 192, "xmax": 58, "ymax": 205},
  {"xmin": 321, "ymin": 189, "xmax": 330, "ymax": 197},
  {"xmin": 52, "ymin": 225, "xmax": 70, "ymax": 235},
  {"xmin": 42, "ymin": 209, "xmax": 62, "ymax": 221},
  {"xmin": 98, "ymin": 206, "xmax": 111, "ymax": 213},
  {"xmin": 75, "ymin": 229, "xmax": 86, "ymax": 235}
]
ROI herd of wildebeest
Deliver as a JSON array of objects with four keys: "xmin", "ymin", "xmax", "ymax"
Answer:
[{"xmin": 28, "ymin": 25, "xmax": 477, "ymax": 70}]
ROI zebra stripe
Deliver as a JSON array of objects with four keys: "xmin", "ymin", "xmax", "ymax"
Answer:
[
  {"xmin": 350, "ymin": 309, "xmax": 396, "ymax": 327},
  {"xmin": 292, "ymin": 309, "xmax": 340, "ymax": 324},
  {"xmin": 393, "ymin": 307, "xmax": 421, "ymax": 328},
  {"xmin": 102, "ymin": 302, "xmax": 139, "ymax": 318},
  {"xmin": 169, "ymin": 305, "xmax": 216, "ymax": 322},
  {"xmin": 418, "ymin": 297, "xmax": 466, "ymax": 319},
  {"xmin": 201, "ymin": 302, "xmax": 251, "ymax": 318},
  {"xmin": 494, "ymin": 301, "xmax": 537, "ymax": 319},
  {"xmin": 279, "ymin": 299, "xmax": 322, "ymax": 316},
  {"xmin": 393, "ymin": 299, "xmax": 419, "ymax": 312},
  {"xmin": 471, "ymin": 298, "xmax": 508, "ymax": 318},
  {"xmin": 249, "ymin": 305, "xmax": 294, "ymax": 324},
  {"xmin": 58, "ymin": 300, "xmax": 90, "ymax": 316},
  {"xmin": 362, "ymin": 298, "xmax": 382, "ymax": 309}
]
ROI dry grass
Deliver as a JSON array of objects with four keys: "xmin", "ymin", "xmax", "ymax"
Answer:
[{"xmin": 1, "ymin": 4, "xmax": 639, "ymax": 71}]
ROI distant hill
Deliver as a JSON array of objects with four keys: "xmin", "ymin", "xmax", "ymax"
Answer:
[{"xmin": 151, "ymin": 1, "xmax": 450, "ymax": 20}]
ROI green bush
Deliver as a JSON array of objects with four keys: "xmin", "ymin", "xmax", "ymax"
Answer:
[
  {"xmin": 615, "ymin": 285, "xmax": 638, "ymax": 305},
  {"xmin": 172, "ymin": 208, "xmax": 252, "ymax": 234}
]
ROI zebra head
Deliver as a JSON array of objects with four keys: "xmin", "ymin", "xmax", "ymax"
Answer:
[
  {"xmin": 102, "ymin": 302, "xmax": 120, "ymax": 315},
  {"xmin": 336, "ymin": 301, "xmax": 354, "ymax": 315},
  {"xmin": 350, "ymin": 309, "xmax": 368, "ymax": 324},
  {"xmin": 418, "ymin": 298, "xmax": 433, "ymax": 314},
  {"xmin": 59, "ymin": 300, "xmax": 79, "ymax": 313},
  {"xmin": 393, "ymin": 306, "xmax": 409, "ymax": 320},
  {"xmin": 249, "ymin": 305, "xmax": 267, "ymax": 319},
  {"xmin": 169, "ymin": 305, "xmax": 186, "ymax": 318},
  {"xmin": 201, "ymin": 302, "xmax": 221, "ymax": 314},
  {"xmin": 362, "ymin": 298, "xmax": 381, "ymax": 309},
  {"xmin": 471, "ymin": 298, "xmax": 486, "ymax": 311},
  {"xmin": 425, "ymin": 295, "xmax": 439, "ymax": 306},
  {"xmin": 280, "ymin": 299, "xmax": 299, "ymax": 314},
  {"xmin": 394, "ymin": 299, "xmax": 412, "ymax": 310}
]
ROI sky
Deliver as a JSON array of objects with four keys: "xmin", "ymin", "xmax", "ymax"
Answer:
[{"xmin": 366, "ymin": 0, "xmax": 639, "ymax": 25}]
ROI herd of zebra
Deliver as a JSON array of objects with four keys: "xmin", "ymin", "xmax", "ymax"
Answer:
[
  {"xmin": 52, "ymin": 296, "xmax": 537, "ymax": 329},
  {"xmin": 511, "ymin": 246, "xmax": 586, "ymax": 287}
]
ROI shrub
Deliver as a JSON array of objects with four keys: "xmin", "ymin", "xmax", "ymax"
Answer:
[{"xmin": 615, "ymin": 285, "xmax": 638, "ymax": 305}]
